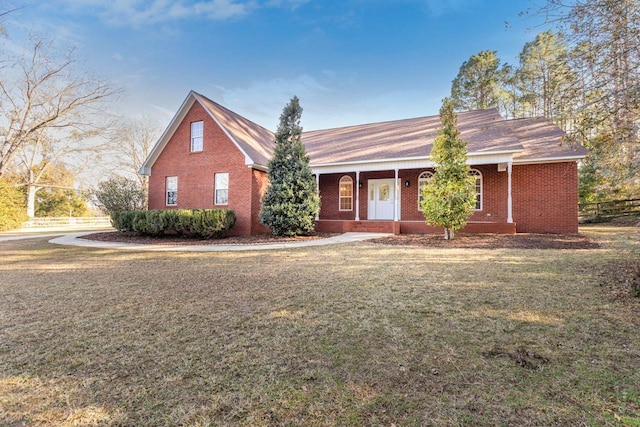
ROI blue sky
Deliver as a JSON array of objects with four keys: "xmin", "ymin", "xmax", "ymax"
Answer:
[{"xmin": 5, "ymin": 0, "xmax": 547, "ymax": 132}]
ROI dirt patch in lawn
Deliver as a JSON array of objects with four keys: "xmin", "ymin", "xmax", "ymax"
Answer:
[
  {"xmin": 82, "ymin": 231, "xmax": 339, "ymax": 246},
  {"xmin": 599, "ymin": 258, "xmax": 640, "ymax": 300},
  {"xmin": 372, "ymin": 233, "xmax": 601, "ymax": 249},
  {"xmin": 82, "ymin": 230, "xmax": 601, "ymax": 249}
]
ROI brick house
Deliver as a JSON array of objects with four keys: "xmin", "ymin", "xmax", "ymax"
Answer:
[{"xmin": 140, "ymin": 91, "xmax": 587, "ymax": 235}]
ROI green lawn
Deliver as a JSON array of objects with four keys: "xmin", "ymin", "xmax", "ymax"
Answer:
[{"xmin": 1, "ymin": 226, "xmax": 638, "ymax": 426}]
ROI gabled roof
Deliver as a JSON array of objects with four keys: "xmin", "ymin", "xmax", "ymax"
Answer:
[
  {"xmin": 141, "ymin": 92, "xmax": 587, "ymax": 175},
  {"xmin": 506, "ymin": 117, "xmax": 588, "ymax": 163},
  {"xmin": 194, "ymin": 93, "xmax": 275, "ymax": 166},
  {"xmin": 302, "ymin": 108, "xmax": 523, "ymax": 165},
  {"xmin": 140, "ymin": 91, "xmax": 274, "ymax": 174}
]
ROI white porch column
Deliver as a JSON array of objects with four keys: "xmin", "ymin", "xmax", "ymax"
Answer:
[
  {"xmin": 355, "ymin": 170, "xmax": 360, "ymax": 221},
  {"xmin": 315, "ymin": 173, "xmax": 320, "ymax": 221},
  {"xmin": 394, "ymin": 168, "xmax": 399, "ymax": 221},
  {"xmin": 507, "ymin": 161, "xmax": 513, "ymax": 223}
]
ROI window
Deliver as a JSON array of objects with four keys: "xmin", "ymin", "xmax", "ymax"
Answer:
[
  {"xmin": 470, "ymin": 169, "xmax": 482, "ymax": 210},
  {"xmin": 339, "ymin": 176, "xmax": 353, "ymax": 211},
  {"xmin": 215, "ymin": 173, "xmax": 229, "ymax": 205},
  {"xmin": 191, "ymin": 121, "xmax": 203, "ymax": 152},
  {"xmin": 166, "ymin": 176, "xmax": 177, "ymax": 206},
  {"xmin": 417, "ymin": 171, "xmax": 433, "ymax": 209}
]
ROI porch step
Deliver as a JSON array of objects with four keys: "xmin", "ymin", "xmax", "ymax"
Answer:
[{"xmin": 350, "ymin": 221, "xmax": 397, "ymax": 234}]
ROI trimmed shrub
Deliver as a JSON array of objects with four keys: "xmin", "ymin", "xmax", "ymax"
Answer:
[
  {"xmin": 144, "ymin": 210, "xmax": 165, "ymax": 237},
  {"xmin": 111, "ymin": 210, "xmax": 136, "ymax": 232},
  {"xmin": 132, "ymin": 211, "xmax": 148, "ymax": 234},
  {"xmin": 109, "ymin": 208, "xmax": 235, "ymax": 238},
  {"xmin": 174, "ymin": 209, "xmax": 194, "ymax": 235},
  {"xmin": 189, "ymin": 209, "xmax": 236, "ymax": 239},
  {"xmin": 160, "ymin": 210, "xmax": 180, "ymax": 234}
]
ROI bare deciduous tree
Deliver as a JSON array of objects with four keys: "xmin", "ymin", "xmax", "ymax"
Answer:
[
  {"xmin": 109, "ymin": 116, "xmax": 162, "ymax": 208},
  {"xmin": 0, "ymin": 35, "xmax": 121, "ymax": 179}
]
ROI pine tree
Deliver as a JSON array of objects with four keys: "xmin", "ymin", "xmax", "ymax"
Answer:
[
  {"xmin": 259, "ymin": 96, "xmax": 320, "ymax": 236},
  {"xmin": 450, "ymin": 50, "xmax": 507, "ymax": 111},
  {"xmin": 420, "ymin": 98, "xmax": 476, "ymax": 240}
]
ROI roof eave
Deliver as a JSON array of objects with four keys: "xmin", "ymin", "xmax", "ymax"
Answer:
[
  {"xmin": 248, "ymin": 163, "xmax": 268, "ymax": 172},
  {"xmin": 513, "ymin": 154, "xmax": 587, "ymax": 165},
  {"xmin": 192, "ymin": 92, "xmax": 257, "ymax": 167},
  {"xmin": 140, "ymin": 91, "xmax": 260, "ymax": 176},
  {"xmin": 309, "ymin": 148, "xmax": 524, "ymax": 169}
]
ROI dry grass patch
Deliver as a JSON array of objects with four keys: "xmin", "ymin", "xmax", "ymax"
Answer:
[{"xmin": 0, "ymin": 227, "xmax": 639, "ymax": 426}]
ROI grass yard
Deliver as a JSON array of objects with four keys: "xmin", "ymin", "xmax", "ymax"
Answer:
[{"xmin": 1, "ymin": 226, "xmax": 639, "ymax": 426}]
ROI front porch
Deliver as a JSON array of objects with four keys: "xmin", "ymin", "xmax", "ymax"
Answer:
[
  {"xmin": 315, "ymin": 220, "xmax": 517, "ymax": 235},
  {"xmin": 313, "ymin": 162, "xmax": 517, "ymax": 235}
]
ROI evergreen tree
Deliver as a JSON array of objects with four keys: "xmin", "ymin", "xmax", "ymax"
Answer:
[
  {"xmin": 516, "ymin": 31, "xmax": 575, "ymax": 128},
  {"xmin": 420, "ymin": 98, "xmax": 476, "ymax": 240},
  {"xmin": 259, "ymin": 96, "xmax": 320, "ymax": 236},
  {"xmin": 450, "ymin": 50, "xmax": 507, "ymax": 111},
  {"xmin": 533, "ymin": 0, "xmax": 640, "ymax": 198}
]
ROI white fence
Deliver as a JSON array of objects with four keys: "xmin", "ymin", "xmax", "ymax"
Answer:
[{"xmin": 22, "ymin": 216, "xmax": 112, "ymax": 228}]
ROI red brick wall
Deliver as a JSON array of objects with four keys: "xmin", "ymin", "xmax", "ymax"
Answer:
[
  {"xmin": 251, "ymin": 169, "xmax": 271, "ymax": 234},
  {"xmin": 318, "ymin": 173, "xmax": 358, "ymax": 220},
  {"xmin": 147, "ymin": 101, "xmax": 256, "ymax": 236},
  {"xmin": 319, "ymin": 166, "xmax": 510, "ymax": 223},
  {"xmin": 512, "ymin": 162, "xmax": 579, "ymax": 233}
]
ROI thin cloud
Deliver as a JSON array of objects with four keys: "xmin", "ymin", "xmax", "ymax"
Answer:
[
  {"xmin": 208, "ymin": 75, "xmax": 329, "ymax": 128},
  {"xmin": 58, "ymin": 0, "xmax": 254, "ymax": 27}
]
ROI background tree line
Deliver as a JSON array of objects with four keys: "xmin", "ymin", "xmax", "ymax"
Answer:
[
  {"xmin": 450, "ymin": 0, "xmax": 640, "ymax": 203},
  {"xmin": 0, "ymin": 10, "xmax": 159, "ymax": 229}
]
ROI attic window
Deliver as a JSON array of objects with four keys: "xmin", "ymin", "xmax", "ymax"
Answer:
[{"xmin": 191, "ymin": 121, "xmax": 203, "ymax": 152}]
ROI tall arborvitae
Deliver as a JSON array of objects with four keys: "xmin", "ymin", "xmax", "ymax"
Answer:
[
  {"xmin": 259, "ymin": 96, "xmax": 320, "ymax": 236},
  {"xmin": 420, "ymin": 98, "xmax": 476, "ymax": 240}
]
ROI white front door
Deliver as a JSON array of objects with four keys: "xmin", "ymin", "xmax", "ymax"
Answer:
[{"xmin": 368, "ymin": 179, "xmax": 396, "ymax": 220}]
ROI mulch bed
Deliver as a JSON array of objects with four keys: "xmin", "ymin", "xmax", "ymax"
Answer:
[
  {"xmin": 82, "ymin": 231, "xmax": 339, "ymax": 246},
  {"xmin": 372, "ymin": 233, "xmax": 601, "ymax": 249},
  {"xmin": 83, "ymin": 230, "xmax": 601, "ymax": 250}
]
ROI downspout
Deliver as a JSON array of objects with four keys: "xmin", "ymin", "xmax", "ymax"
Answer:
[
  {"xmin": 507, "ymin": 161, "xmax": 513, "ymax": 223},
  {"xmin": 394, "ymin": 168, "xmax": 399, "ymax": 221},
  {"xmin": 315, "ymin": 173, "xmax": 320, "ymax": 221},
  {"xmin": 355, "ymin": 170, "xmax": 360, "ymax": 221}
]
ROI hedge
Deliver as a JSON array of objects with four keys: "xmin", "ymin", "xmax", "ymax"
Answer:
[{"xmin": 111, "ymin": 209, "xmax": 236, "ymax": 238}]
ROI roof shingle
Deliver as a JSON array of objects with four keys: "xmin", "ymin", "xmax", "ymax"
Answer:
[
  {"xmin": 195, "ymin": 92, "xmax": 275, "ymax": 166},
  {"xmin": 505, "ymin": 117, "xmax": 588, "ymax": 162},
  {"xmin": 301, "ymin": 108, "xmax": 524, "ymax": 165}
]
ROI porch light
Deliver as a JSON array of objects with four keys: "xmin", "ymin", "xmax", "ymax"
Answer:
[
  {"xmin": 405, "ymin": 180, "xmax": 411, "ymax": 187},
  {"xmin": 358, "ymin": 181, "xmax": 363, "ymax": 188}
]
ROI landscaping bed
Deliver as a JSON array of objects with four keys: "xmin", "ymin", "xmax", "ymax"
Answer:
[
  {"xmin": 83, "ymin": 231, "xmax": 338, "ymax": 246},
  {"xmin": 84, "ymin": 229, "xmax": 601, "ymax": 250},
  {"xmin": 372, "ymin": 232, "xmax": 601, "ymax": 249}
]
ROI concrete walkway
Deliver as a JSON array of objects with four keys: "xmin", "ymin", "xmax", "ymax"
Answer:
[
  {"xmin": 0, "ymin": 225, "xmax": 113, "ymax": 242},
  {"xmin": 46, "ymin": 231, "xmax": 392, "ymax": 252}
]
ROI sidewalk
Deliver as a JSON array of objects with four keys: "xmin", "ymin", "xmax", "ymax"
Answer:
[
  {"xmin": 48, "ymin": 231, "xmax": 392, "ymax": 252},
  {"xmin": 0, "ymin": 224, "xmax": 114, "ymax": 242}
]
